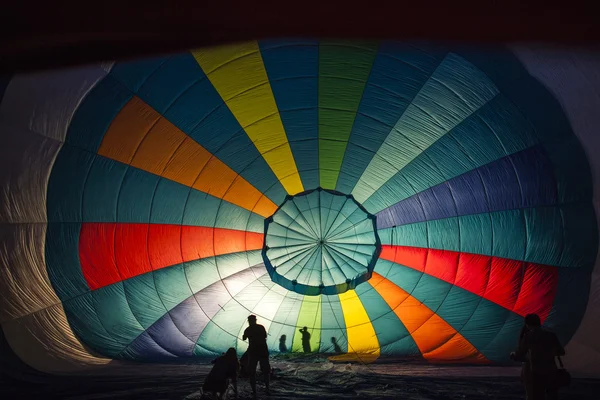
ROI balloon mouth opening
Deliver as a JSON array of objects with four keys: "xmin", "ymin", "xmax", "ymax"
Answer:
[{"xmin": 262, "ymin": 187, "xmax": 382, "ymax": 295}]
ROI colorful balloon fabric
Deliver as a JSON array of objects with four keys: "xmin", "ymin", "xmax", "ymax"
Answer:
[{"xmin": 1, "ymin": 40, "xmax": 598, "ymax": 368}]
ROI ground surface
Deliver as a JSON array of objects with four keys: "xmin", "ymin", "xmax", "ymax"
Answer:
[{"xmin": 2, "ymin": 355, "xmax": 598, "ymax": 399}]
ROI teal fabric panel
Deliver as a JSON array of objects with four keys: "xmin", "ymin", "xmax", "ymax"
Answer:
[
  {"xmin": 45, "ymin": 223, "xmax": 88, "ymax": 300},
  {"xmin": 154, "ymin": 264, "xmax": 194, "ymax": 311},
  {"xmin": 320, "ymin": 295, "xmax": 348, "ymax": 353},
  {"xmin": 123, "ymin": 273, "xmax": 167, "ymax": 329}
]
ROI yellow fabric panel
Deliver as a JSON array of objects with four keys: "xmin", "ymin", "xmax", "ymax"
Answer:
[
  {"xmin": 98, "ymin": 96, "xmax": 277, "ymax": 217},
  {"xmin": 371, "ymin": 272, "xmax": 488, "ymax": 363},
  {"xmin": 192, "ymin": 43, "xmax": 304, "ymax": 195},
  {"xmin": 338, "ymin": 290, "xmax": 380, "ymax": 355},
  {"xmin": 98, "ymin": 96, "xmax": 160, "ymax": 163}
]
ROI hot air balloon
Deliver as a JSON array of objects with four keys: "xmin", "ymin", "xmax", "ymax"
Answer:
[{"xmin": 1, "ymin": 40, "xmax": 599, "ymax": 379}]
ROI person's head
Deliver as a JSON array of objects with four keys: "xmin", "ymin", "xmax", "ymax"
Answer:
[
  {"xmin": 280, "ymin": 334, "xmax": 286, "ymax": 341},
  {"xmin": 303, "ymin": 326, "xmax": 307, "ymax": 331},
  {"xmin": 225, "ymin": 347, "xmax": 237, "ymax": 359},
  {"xmin": 248, "ymin": 315, "xmax": 257, "ymax": 326},
  {"xmin": 524, "ymin": 314, "xmax": 541, "ymax": 330},
  {"xmin": 331, "ymin": 337, "xmax": 337, "ymax": 343}
]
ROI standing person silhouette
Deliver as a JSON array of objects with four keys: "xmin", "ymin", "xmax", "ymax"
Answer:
[
  {"xmin": 299, "ymin": 326, "xmax": 311, "ymax": 353},
  {"xmin": 242, "ymin": 315, "xmax": 271, "ymax": 397},
  {"xmin": 511, "ymin": 314, "xmax": 565, "ymax": 400}
]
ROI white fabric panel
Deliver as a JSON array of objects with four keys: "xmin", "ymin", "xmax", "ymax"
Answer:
[
  {"xmin": 513, "ymin": 44, "xmax": 600, "ymax": 378},
  {"xmin": 0, "ymin": 65, "xmax": 110, "ymax": 372},
  {"xmin": 0, "ymin": 64, "xmax": 107, "ymax": 142}
]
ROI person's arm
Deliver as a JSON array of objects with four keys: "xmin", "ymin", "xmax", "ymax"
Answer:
[
  {"xmin": 242, "ymin": 328, "xmax": 248, "ymax": 341},
  {"xmin": 512, "ymin": 332, "xmax": 529, "ymax": 361}
]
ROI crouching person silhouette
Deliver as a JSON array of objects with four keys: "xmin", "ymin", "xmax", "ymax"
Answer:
[{"xmin": 202, "ymin": 347, "xmax": 239, "ymax": 399}]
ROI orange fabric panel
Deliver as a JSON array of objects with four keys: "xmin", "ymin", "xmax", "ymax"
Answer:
[
  {"xmin": 161, "ymin": 136, "xmax": 212, "ymax": 187},
  {"xmin": 370, "ymin": 272, "xmax": 489, "ymax": 363},
  {"xmin": 99, "ymin": 97, "xmax": 160, "ymax": 164},
  {"xmin": 213, "ymin": 228, "xmax": 247, "ymax": 255},
  {"xmin": 98, "ymin": 97, "xmax": 278, "ymax": 217},
  {"xmin": 193, "ymin": 156, "xmax": 238, "ymax": 198},
  {"xmin": 130, "ymin": 117, "xmax": 187, "ymax": 175},
  {"xmin": 246, "ymin": 231, "xmax": 265, "ymax": 250}
]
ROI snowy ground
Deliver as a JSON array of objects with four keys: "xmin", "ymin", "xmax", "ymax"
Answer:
[{"xmin": 3, "ymin": 355, "xmax": 599, "ymax": 399}]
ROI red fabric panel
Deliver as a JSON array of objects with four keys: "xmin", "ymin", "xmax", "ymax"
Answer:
[
  {"xmin": 425, "ymin": 249, "xmax": 459, "ymax": 283},
  {"xmin": 455, "ymin": 253, "xmax": 490, "ymax": 297},
  {"xmin": 80, "ymin": 223, "xmax": 263, "ymax": 290},
  {"xmin": 513, "ymin": 263, "xmax": 558, "ymax": 322},
  {"xmin": 149, "ymin": 224, "xmax": 183, "ymax": 268},
  {"xmin": 115, "ymin": 223, "xmax": 152, "ymax": 280},
  {"xmin": 79, "ymin": 223, "xmax": 120, "ymax": 290},
  {"xmin": 484, "ymin": 257, "xmax": 524, "ymax": 311},
  {"xmin": 181, "ymin": 226, "xmax": 214, "ymax": 261},
  {"xmin": 380, "ymin": 245, "xmax": 559, "ymax": 320}
]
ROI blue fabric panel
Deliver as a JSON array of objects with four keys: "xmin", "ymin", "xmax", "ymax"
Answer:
[
  {"xmin": 65, "ymin": 75, "xmax": 132, "ymax": 152},
  {"xmin": 260, "ymin": 39, "xmax": 319, "ymax": 190},
  {"xmin": 119, "ymin": 331, "xmax": 177, "ymax": 361},
  {"xmin": 168, "ymin": 296, "xmax": 209, "ymax": 344},
  {"xmin": 336, "ymin": 43, "xmax": 445, "ymax": 193},
  {"xmin": 46, "ymin": 144, "xmax": 95, "ymax": 222},
  {"xmin": 478, "ymin": 155, "xmax": 522, "ymax": 212},
  {"xmin": 146, "ymin": 313, "xmax": 196, "ymax": 357},
  {"xmin": 137, "ymin": 53, "xmax": 206, "ymax": 114},
  {"xmin": 117, "ymin": 167, "xmax": 160, "ymax": 223},
  {"xmin": 376, "ymin": 146, "xmax": 557, "ymax": 228},
  {"xmin": 110, "ymin": 56, "xmax": 168, "ymax": 93},
  {"xmin": 82, "ymin": 155, "xmax": 128, "ymax": 222},
  {"xmin": 45, "ymin": 223, "xmax": 88, "ymax": 300}
]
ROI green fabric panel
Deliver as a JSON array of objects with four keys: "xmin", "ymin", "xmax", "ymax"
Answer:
[
  {"xmin": 63, "ymin": 293, "xmax": 123, "ymax": 357},
  {"xmin": 456, "ymin": 299, "xmax": 516, "ymax": 363},
  {"xmin": 559, "ymin": 203, "xmax": 598, "ymax": 268},
  {"xmin": 410, "ymin": 274, "xmax": 453, "ymax": 312},
  {"xmin": 318, "ymin": 41, "xmax": 378, "ymax": 189},
  {"xmin": 357, "ymin": 282, "xmax": 416, "ymax": 351},
  {"xmin": 320, "ymin": 295, "xmax": 348, "ymax": 353},
  {"xmin": 123, "ymin": 273, "xmax": 167, "ymax": 329},
  {"xmin": 427, "ymin": 218, "xmax": 460, "ymax": 251},
  {"xmin": 196, "ymin": 277, "xmax": 271, "ymax": 356},
  {"xmin": 184, "ymin": 252, "xmax": 262, "ymax": 294},
  {"xmin": 435, "ymin": 285, "xmax": 485, "ymax": 333},
  {"xmin": 292, "ymin": 296, "xmax": 322, "ymax": 352},
  {"xmin": 524, "ymin": 207, "xmax": 563, "ymax": 266},
  {"xmin": 268, "ymin": 293, "xmax": 304, "ymax": 353},
  {"xmin": 543, "ymin": 135, "xmax": 594, "ymax": 204},
  {"xmin": 379, "ymin": 223, "xmax": 428, "ymax": 247},
  {"xmin": 154, "ymin": 264, "xmax": 194, "ymax": 311},
  {"xmin": 92, "ymin": 282, "xmax": 145, "ymax": 351},
  {"xmin": 373, "ymin": 259, "xmax": 423, "ymax": 295},
  {"xmin": 362, "ymin": 94, "xmax": 542, "ymax": 213},
  {"xmin": 354, "ymin": 53, "xmax": 499, "ymax": 205},
  {"xmin": 491, "ymin": 210, "xmax": 526, "ymax": 261},
  {"xmin": 459, "ymin": 214, "xmax": 493, "ymax": 255},
  {"xmin": 480, "ymin": 312, "xmax": 525, "ymax": 363}
]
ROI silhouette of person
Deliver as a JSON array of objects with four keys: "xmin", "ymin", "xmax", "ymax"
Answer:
[
  {"xmin": 202, "ymin": 347, "xmax": 239, "ymax": 400},
  {"xmin": 242, "ymin": 315, "xmax": 271, "ymax": 397},
  {"xmin": 510, "ymin": 313, "xmax": 565, "ymax": 400},
  {"xmin": 331, "ymin": 337, "xmax": 342, "ymax": 353},
  {"xmin": 299, "ymin": 326, "xmax": 311, "ymax": 353},
  {"xmin": 279, "ymin": 334, "xmax": 287, "ymax": 353}
]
